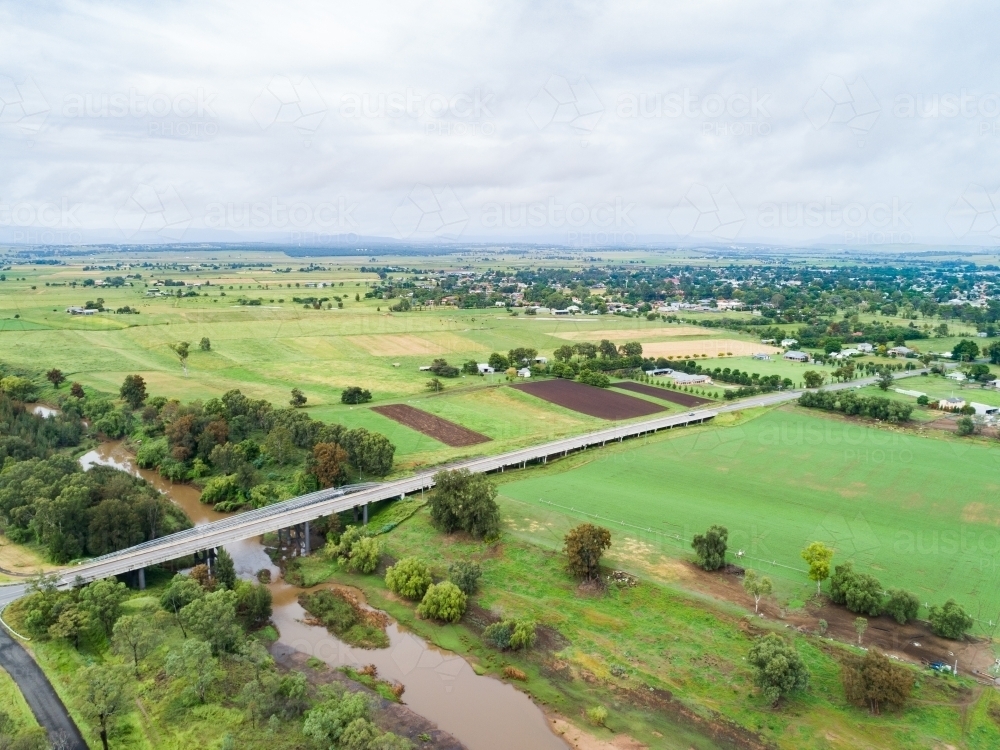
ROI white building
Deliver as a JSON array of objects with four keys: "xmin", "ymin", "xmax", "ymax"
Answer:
[
  {"xmin": 780, "ymin": 338, "xmax": 798, "ymax": 348},
  {"xmin": 516, "ymin": 367, "xmax": 532, "ymax": 378},
  {"xmin": 946, "ymin": 371, "xmax": 967, "ymax": 381},
  {"xmin": 477, "ymin": 364, "xmax": 494, "ymax": 374},
  {"xmin": 857, "ymin": 343, "xmax": 874, "ymax": 353},
  {"xmin": 783, "ymin": 351, "xmax": 809, "ymax": 362}
]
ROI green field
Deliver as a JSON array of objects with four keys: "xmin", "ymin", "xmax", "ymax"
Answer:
[{"xmin": 501, "ymin": 406, "xmax": 1000, "ymax": 627}]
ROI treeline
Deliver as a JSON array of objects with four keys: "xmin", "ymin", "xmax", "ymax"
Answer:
[
  {"xmin": 798, "ymin": 390, "xmax": 913, "ymax": 422},
  {"xmin": 0, "ymin": 388, "xmax": 190, "ymax": 562},
  {"xmin": 129, "ymin": 388, "xmax": 396, "ymax": 511}
]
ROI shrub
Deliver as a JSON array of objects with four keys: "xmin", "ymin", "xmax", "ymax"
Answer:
[
  {"xmin": 956, "ymin": 416, "xmax": 975, "ymax": 436},
  {"xmin": 585, "ymin": 706, "xmax": 608, "ymax": 727},
  {"xmin": 503, "ymin": 666, "xmax": 527, "ymax": 681},
  {"xmin": 577, "ymin": 370, "xmax": 610, "ymax": 388},
  {"xmin": 199, "ymin": 474, "xmax": 242, "ymax": 506},
  {"xmin": 346, "ymin": 537, "xmax": 381, "ymax": 574},
  {"xmin": 483, "ymin": 617, "xmax": 536, "ymax": 651},
  {"xmin": 448, "ymin": 560, "xmax": 482, "ymax": 595},
  {"xmin": 417, "ymin": 582, "xmax": 466, "ymax": 623},
  {"xmin": 384, "ymin": 558, "xmax": 432, "ymax": 600},
  {"xmin": 883, "ymin": 589, "xmax": 920, "ymax": 624},
  {"xmin": 135, "ymin": 437, "xmax": 169, "ymax": 469},
  {"xmin": 928, "ymin": 599, "xmax": 973, "ymax": 639}
]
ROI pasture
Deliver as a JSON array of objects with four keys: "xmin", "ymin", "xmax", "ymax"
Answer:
[{"xmin": 500, "ymin": 406, "xmax": 1000, "ymax": 629}]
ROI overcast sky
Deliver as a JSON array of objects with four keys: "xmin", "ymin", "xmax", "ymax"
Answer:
[{"xmin": 1, "ymin": 1, "xmax": 999, "ymax": 249}]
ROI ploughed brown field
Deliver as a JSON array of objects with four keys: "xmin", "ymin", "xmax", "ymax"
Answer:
[
  {"xmin": 371, "ymin": 404, "xmax": 492, "ymax": 447},
  {"xmin": 612, "ymin": 381, "xmax": 713, "ymax": 407},
  {"xmin": 511, "ymin": 379, "xmax": 665, "ymax": 419}
]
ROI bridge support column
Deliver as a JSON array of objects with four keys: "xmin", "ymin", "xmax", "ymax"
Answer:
[
  {"xmin": 304, "ymin": 521, "xmax": 311, "ymax": 555},
  {"xmin": 137, "ymin": 568, "xmax": 145, "ymax": 590},
  {"xmin": 363, "ymin": 503, "xmax": 368, "ymax": 526}
]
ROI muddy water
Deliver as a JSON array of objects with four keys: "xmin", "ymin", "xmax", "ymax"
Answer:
[
  {"xmin": 80, "ymin": 441, "xmax": 568, "ymax": 750},
  {"xmin": 31, "ymin": 404, "xmax": 60, "ymax": 418}
]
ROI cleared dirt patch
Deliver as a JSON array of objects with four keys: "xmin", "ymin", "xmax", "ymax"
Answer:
[
  {"xmin": 613, "ymin": 381, "xmax": 713, "ymax": 407},
  {"xmin": 641, "ymin": 339, "xmax": 781, "ymax": 359},
  {"xmin": 372, "ymin": 404, "xmax": 492, "ymax": 447},
  {"xmin": 512, "ymin": 379, "xmax": 665, "ymax": 419},
  {"xmin": 348, "ymin": 333, "xmax": 483, "ymax": 357}
]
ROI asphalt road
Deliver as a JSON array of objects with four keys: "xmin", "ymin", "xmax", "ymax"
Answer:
[{"xmin": 0, "ymin": 626, "xmax": 88, "ymax": 749}]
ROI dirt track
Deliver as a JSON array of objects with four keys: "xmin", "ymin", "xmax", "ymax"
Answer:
[
  {"xmin": 372, "ymin": 404, "xmax": 492, "ymax": 447},
  {"xmin": 613, "ymin": 381, "xmax": 713, "ymax": 407}
]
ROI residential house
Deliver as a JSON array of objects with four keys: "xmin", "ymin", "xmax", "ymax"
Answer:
[
  {"xmin": 645, "ymin": 368, "xmax": 674, "ymax": 376},
  {"xmin": 887, "ymin": 346, "xmax": 914, "ymax": 357},
  {"xmin": 752, "ymin": 353, "xmax": 771, "ymax": 360},
  {"xmin": 516, "ymin": 367, "xmax": 532, "ymax": 378},
  {"xmin": 946, "ymin": 371, "xmax": 966, "ymax": 382},
  {"xmin": 857, "ymin": 343, "xmax": 874, "ymax": 353},
  {"xmin": 671, "ymin": 372, "xmax": 712, "ymax": 385},
  {"xmin": 783, "ymin": 351, "xmax": 809, "ymax": 362},
  {"xmin": 939, "ymin": 397, "xmax": 966, "ymax": 411}
]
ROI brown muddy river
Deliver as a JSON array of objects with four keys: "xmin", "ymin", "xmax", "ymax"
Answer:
[{"xmin": 80, "ymin": 441, "xmax": 569, "ymax": 750}]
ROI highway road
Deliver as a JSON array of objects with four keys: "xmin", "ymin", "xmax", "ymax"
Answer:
[{"xmin": 0, "ymin": 369, "xmax": 924, "ymax": 610}]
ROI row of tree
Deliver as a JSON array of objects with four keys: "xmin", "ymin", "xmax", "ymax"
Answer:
[{"xmin": 798, "ymin": 390, "xmax": 914, "ymax": 422}]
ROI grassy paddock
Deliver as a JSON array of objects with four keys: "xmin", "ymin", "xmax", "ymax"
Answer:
[
  {"xmin": 302, "ymin": 506, "xmax": 1000, "ymax": 750},
  {"xmin": 500, "ymin": 406, "xmax": 1000, "ymax": 627}
]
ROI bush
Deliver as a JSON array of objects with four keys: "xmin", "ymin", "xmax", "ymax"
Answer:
[
  {"xmin": 564, "ymin": 523, "xmax": 611, "ymax": 580},
  {"xmin": 585, "ymin": 706, "xmax": 608, "ymax": 727},
  {"xmin": 448, "ymin": 560, "xmax": 482, "ymax": 595},
  {"xmin": 483, "ymin": 617, "xmax": 536, "ymax": 651},
  {"xmin": 956, "ymin": 416, "xmax": 975, "ymax": 436},
  {"xmin": 384, "ymin": 558, "xmax": 432, "ymax": 600},
  {"xmin": 841, "ymin": 649, "xmax": 914, "ymax": 714},
  {"xmin": 883, "ymin": 589, "xmax": 920, "ymax": 624},
  {"xmin": 346, "ymin": 537, "xmax": 381, "ymax": 574},
  {"xmin": 928, "ymin": 599, "xmax": 973, "ymax": 639},
  {"xmin": 135, "ymin": 437, "xmax": 169, "ymax": 468},
  {"xmin": 916, "ymin": 394, "xmax": 929, "ymax": 405},
  {"xmin": 199, "ymin": 474, "xmax": 242, "ymax": 506},
  {"xmin": 417, "ymin": 582, "xmax": 466, "ymax": 623}
]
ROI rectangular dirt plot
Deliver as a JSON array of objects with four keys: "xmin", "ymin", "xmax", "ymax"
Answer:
[
  {"xmin": 371, "ymin": 404, "xmax": 492, "ymax": 447},
  {"xmin": 512, "ymin": 379, "xmax": 665, "ymax": 420},
  {"xmin": 613, "ymin": 381, "xmax": 713, "ymax": 407}
]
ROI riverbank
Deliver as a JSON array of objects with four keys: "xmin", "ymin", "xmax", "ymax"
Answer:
[{"xmin": 288, "ymin": 504, "xmax": 1000, "ymax": 750}]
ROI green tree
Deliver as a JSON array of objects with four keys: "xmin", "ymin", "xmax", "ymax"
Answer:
[
  {"xmin": 619, "ymin": 341, "xmax": 643, "ymax": 357},
  {"xmin": 563, "ymin": 523, "xmax": 612, "ymax": 580},
  {"xmin": 344, "ymin": 427, "xmax": 396, "ymax": 477},
  {"xmin": 311, "ymin": 442, "xmax": 348, "ymax": 488},
  {"xmin": 112, "ymin": 613, "xmax": 163, "ymax": 676},
  {"xmin": 487, "ymin": 352, "xmax": 509, "ymax": 370},
  {"xmin": 483, "ymin": 617, "xmax": 536, "ymax": 651},
  {"xmin": 598, "ymin": 339, "xmax": 618, "ymax": 358},
  {"xmin": 952, "ymin": 339, "xmax": 979, "ymax": 362},
  {"xmin": 340, "ymin": 386, "xmax": 372, "ymax": 404},
  {"xmin": 159, "ymin": 574, "xmax": 204, "ymax": 636},
  {"xmin": 928, "ymin": 599, "xmax": 973, "ymax": 639},
  {"xmin": 448, "ymin": 560, "xmax": 482, "ymax": 595},
  {"xmin": 800, "ymin": 542, "xmax": 834, "ymax": 595},
  {"xmin": 841, "ymin": 649, "xmax": 914, "ymax": 715},
  {"xmin": 803, "ymin": 370, "xmax": 825, "ymax": 388},
  {"xmin": 80, "ymin": 665, "xmax": 131, "ymax": 750},
  {"xmin": 119, "ymin": 374, "xmax": 148, "ymax": 408},
  {"xmin": 429, "ymin": 469, "xmax": 500, "ymax": 539},
  {"xmin": 303, "ymin": 691, "xmax": 371, "ymax": 747},
  {"xmin": 883, "ymin": 589, "xmax": 919, "ymax": 624},
  {"xmin": 746, "ymin": 634, "xmax": 810, "ymax": 704},
  {"xmin": 80, "ymin": 578, "xmax": 129, "ymax": 637},
  {"xmin": 234, "ymin": 580, "xmax": 273, "ymax": 630},
  {"xmin": 290, "ymin": 388, "xmax": 307, "ymax": 408},
  {"xmin": 46, "ymin": 368, "xmax": 66, "ymax": 388},
  {"xmin": 180, "ymin": 589, "xmax": 242, "ymax": 653},
  {"xmin": 855, "ymin": 616, "xmax": 868, "ymax": 644},
  {"xmin": 691, "ymin": 525, "xmax": 728, "ymax": 571},
  {"xmin": 507, "ymin": 347, "xmax": 538, "ymax": 366},
  {"xmin": 742, "ymin": 570, "xmax": 773, "ymax": 614},
  {"xmin": 165, "ymin": 639, "xmax": 220, "ymax": 703},
  {"xmin": 877, "ymin": 370, "xmax": 894, "ymax": 391},
  {"xmin": 829, "ymin": 562, "xmax": 883, "ymax": 616},
  {"xmin": 47, "ymin": 603, "xmax": 90, "ymax": 649},
  {"xmin": 461, "ymin": 360, "xmax": 479, "ymax": 375},
  {"xmin": 199, "ymin": 337, "xmax": 211, "ymax": 351},
  {"xmin": 417, "ymin": 581, "xmax": 467, "ymax": 623},
  {"xmin": 956, "ymin": 415, "xmax": 975, "ymax": 436},
  {"xmin": 988, "ymin": 340, "xmax": 1000, "ymax": 365},
  {"xmin": 170, "ymin": 341, "xmax": 190, "ymax": 375},
  {"xmin": 385, "ymin": 557, "xmax": 432, "ymax": 600},
  {"xmin": 425, "ymin": 377, "xmax": 444, "ymax": 392},
  {"xmin": 553, "ymin": 345, "xmax": 575, "ymax": 361},
  {"xmin": 0, "ymin": 375, "xmax": 38, "ymax": 402},
  {"xmin": 214, "ymin": 548, "xmax": 237, "ymax": 590},
  {"xmin": 264, "ymin": 426, "xmax": 295, "ymax": 465}
]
